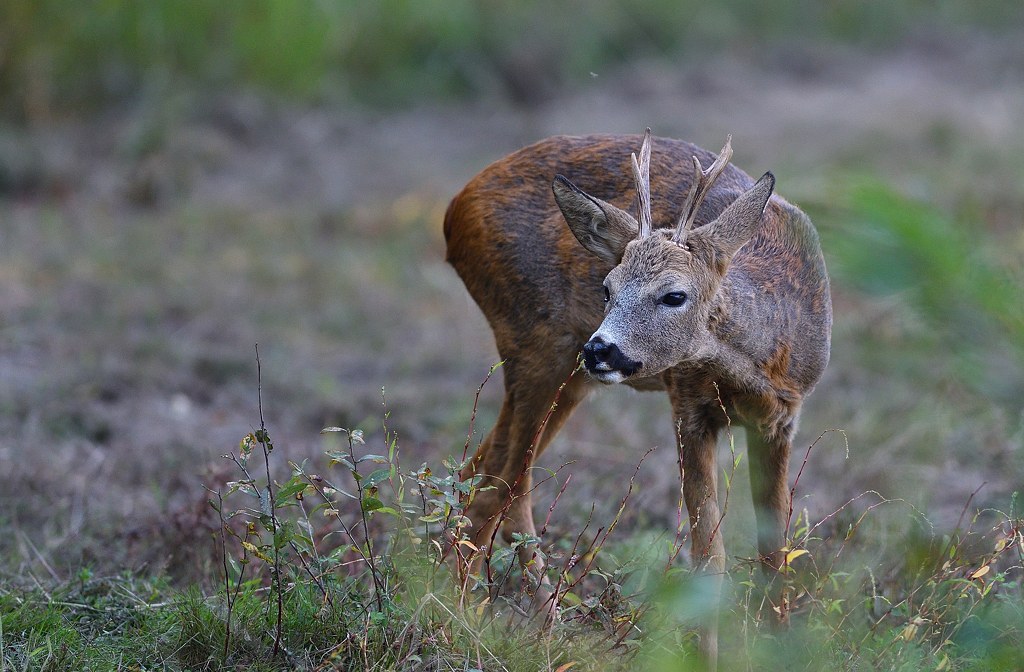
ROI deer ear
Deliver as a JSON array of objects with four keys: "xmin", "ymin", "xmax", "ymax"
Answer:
[
  {"xmin": 702, "ymin": 172, "xmax": 775, "ymax": 259},
  {"xmin": 553, "ymin": 175, "xmax": 638, "ymax": 264}
]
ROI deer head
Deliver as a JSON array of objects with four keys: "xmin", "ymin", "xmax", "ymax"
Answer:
[{"xmin": 552, "ymin": 130, "xmax": 775, "ymax": 383}]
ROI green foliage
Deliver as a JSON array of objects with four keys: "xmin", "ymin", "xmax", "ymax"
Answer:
[
  {"xmin": 630, "ymin": 495, "xmax": 1024, "ymax": 671},
  {"xmin": 2, "ymin": 396, "xmax": 1022, "ymax": 670},
  {"xmin": 828, "ymin": 181, "xmax": 1023, "ymax": 339},
  {"xmin": 3, "ymin": 0, "xmax": 1024, "ymax": 119},
  {"xmin": 183, "ymin": 370, "xmax": 1024, "ymax": 670},
  {"xmin": 818, "ymin": 179, "xmax": 1024, "ymax": 402}
]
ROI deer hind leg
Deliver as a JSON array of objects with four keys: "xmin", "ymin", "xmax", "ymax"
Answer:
[
  {"xmin": 459, "ymin": 399, "xmax": 513, "ymax": 565},
  {"xmin": 460, "ymin": 363, "xmax": 588, "ymax": 581}
]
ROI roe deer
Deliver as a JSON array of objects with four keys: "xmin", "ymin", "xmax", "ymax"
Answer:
[{"xmin": 444, "ymin": 130, "xmax": 831, "ymax": 651}]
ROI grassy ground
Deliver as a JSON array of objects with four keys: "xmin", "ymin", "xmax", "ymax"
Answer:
[
  {"xmin": 1, "ymin": 3, "xmax": 1023, "ymax": 670},
  {"xmin": 1, "ymin": 420, "xmax": 1021, "ymax": 670}
]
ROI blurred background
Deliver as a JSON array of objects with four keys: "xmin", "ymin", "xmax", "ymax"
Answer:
[{"xmin": 1, "ymin": 0, "xmax": 1022, "ymax": 580}]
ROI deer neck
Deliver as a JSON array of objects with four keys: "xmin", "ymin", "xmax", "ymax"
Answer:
[{"xmin": 704, "ymin": 279, "xmax": 765, "ymax": 382}]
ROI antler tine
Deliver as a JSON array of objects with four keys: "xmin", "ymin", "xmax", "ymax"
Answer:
[
  {"xmin": 632, "ymin": 128, "xmax": 653, "ymax": 238},
  {"xmin": 674, "ymin": 155, "xmax": 704, "ymax": 243},
  {"xmin": 673, "ymin": 135, "xmax": 733, "ymax": 244},
  {"xmin": 706, "ymin": 135, "xmax": 733, "ymax": 183}
]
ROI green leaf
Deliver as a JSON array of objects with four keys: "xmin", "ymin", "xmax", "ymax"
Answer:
[
  {"xmin": 363, "ymin": 468, "xmax": 391, "ymax": 488},
  {"xmin": 275, "ymin": 478, "xmax": 309, "ymax": 505},
  {"xmin": 290, "ymin": 534, "xmax": 314, "ymax": 554},
  {"xmin": 274, "ymin": 523, "xmax": 292, "ymax": 550},
  {"xmin": 325, "ymin": 451, "xmax": 355, "ymax": 470},
  {"xmin": 361, "ymin": 496, "xmax": 384, "ymax": 513}
]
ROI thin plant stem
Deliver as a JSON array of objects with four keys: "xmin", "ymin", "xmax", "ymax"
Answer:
[{"xmin": 254, "ymin": 344, "xmax": 284, "ymax": 657}]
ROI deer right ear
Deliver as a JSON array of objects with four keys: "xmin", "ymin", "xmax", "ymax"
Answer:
[
  {"xmin": 552, "ymin": 175, "xmax": 639, "ymax": 264},
  {"xmin": 702, "ymin": 171, "xmax": 775, "ymax": 260}
]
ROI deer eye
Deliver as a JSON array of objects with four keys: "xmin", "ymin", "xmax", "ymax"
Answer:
[
  {"xmin": 660, "ymin": 291, "xmax": 687, "ymax": 307},
  {"xmin": 603, "ymin": 285, "xmax": 611, "ymax": 303}
]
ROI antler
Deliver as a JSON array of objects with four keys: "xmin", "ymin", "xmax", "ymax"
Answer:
[
  {"xmin": 672, "ymin": 135, "xmax": 733, "ymax": 244},
  {"xmin": 631, "ymin": 128, "xmax": 653, "ymax": 239}
]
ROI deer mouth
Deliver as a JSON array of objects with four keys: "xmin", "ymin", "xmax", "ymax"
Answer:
[
  {"xmin": 589, "ymin": 368, "xmax": 629, "ymax": 384},
  {"xmin": 582, "ymin": 337, "xmax": 642, "ymax": 383}
]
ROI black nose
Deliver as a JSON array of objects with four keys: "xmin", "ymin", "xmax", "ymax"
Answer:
[
  {"xmin": 582, "ymin": 337, "xmax": 642, "ymax": 376},
  {"xmin": 582, "ymin": 337, "xmax": 612, "ymax": 367}
]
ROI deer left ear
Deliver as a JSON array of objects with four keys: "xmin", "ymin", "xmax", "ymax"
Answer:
[
  {"xmin": 553, "ymin": 174, "xmax": 639, "ymax": 264},
  {"xmin": 702, "ymin": 172, "xmax": 774, "ymax": 259}
]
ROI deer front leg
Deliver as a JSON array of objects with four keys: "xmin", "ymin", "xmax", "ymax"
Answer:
[
  {"xmin": 680, "ymin": 428, "xmax": 727, "ymax": 572},
  {"xmin": 667, "ymin": 376, "xmax": 730, "ymax": 665},
  {"xmin": 677, "ymin": 424, "xmax": 726, "ymax": 665},
  {"xmin": 746, "ymin": 422, "xmax": 793, "ymax": 573},
  {"xmin": 745, "ymin": 421, "xmax": 795, "ymax": 625}
]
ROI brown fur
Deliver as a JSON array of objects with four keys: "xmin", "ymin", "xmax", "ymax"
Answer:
[{"xmin": 444, "ymin": 135, "xmax": 832, "ymax": 650}]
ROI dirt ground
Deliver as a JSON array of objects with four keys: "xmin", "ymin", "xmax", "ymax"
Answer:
[{"xmin": 1, "ymin": 31, "xmax": 1022, "ymax": 579}]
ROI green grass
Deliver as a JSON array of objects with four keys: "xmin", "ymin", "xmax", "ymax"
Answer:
[
  {"xmin": 0, "ymin": 574, "xmax": 177, "ymax": 670},
  {"xmin": 3, "ymin": 0, "xmax": 1024, "ymax": 119},
  {"xmin": 2, "ymin": 408, "xmax": 1021, "ymax": 671}
]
